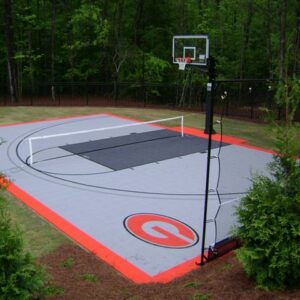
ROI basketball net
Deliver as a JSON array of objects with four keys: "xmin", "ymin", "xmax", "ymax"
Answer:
[{"xmin": 176, "ymin": 57, "xmax": 192, "ymax": 71}]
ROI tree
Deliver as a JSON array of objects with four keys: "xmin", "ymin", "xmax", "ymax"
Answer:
[
  {"xmin": 1, "ymin": 0, "xmax": 300, "ymax": 99},
  {"xmin": 51, "ymin": 0, "xmax": 57, "ymax": 101},
  {"xmin": 3, "ymin": 0, "xmax": 18, "ymax": 103},
  {"xmin": 63, "ymin": 2, "xmax": 109, "ymax": 81}
]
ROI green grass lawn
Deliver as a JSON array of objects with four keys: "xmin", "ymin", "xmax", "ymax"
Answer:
[
  {"xmin": 0, "ymin": 189, "xmax": 70, "ymax": 258},
  {"xmin": 0, "ymin": 106, "xmax": 299, "ymax": 258},
  {"xmin": 0, "ymin": 106, "xmax": 277, "ymax": 148}
]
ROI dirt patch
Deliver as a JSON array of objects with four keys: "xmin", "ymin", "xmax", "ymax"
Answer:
[{"xmin": 39, "ymin": 244, "xmax": 299, "ymax": 300}]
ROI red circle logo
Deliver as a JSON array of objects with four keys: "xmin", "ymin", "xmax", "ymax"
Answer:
[{"xmin": 124, "ymin": 213, "xmax": 199, "ymax": 248}]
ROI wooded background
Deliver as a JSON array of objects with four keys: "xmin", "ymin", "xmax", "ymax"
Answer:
[{"xmin": 1, "ymin": 0, "xmax": 299, "ymax": 112}]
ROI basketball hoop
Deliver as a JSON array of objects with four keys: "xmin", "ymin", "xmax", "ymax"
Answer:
[{"xmin": 176, "ymin": 57, "xmax": 192, "ymax": 71}]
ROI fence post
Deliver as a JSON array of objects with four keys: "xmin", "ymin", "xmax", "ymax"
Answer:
[
  {"xmin": 85, "ymin": 82, "xmax": 89, "ymax": 106},
  {"xmin": 249, "ymin": 87, "xmax": 254, "ymax": 119}
]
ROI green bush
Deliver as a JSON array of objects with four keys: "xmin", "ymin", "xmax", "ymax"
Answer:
[
  {"xmin": 0, "ymin": 194, "xmax": 47, "ymax": 299},
  {"xmin": 235, "ymin": 79, "xmax": 300, "ymax": 290},
  {"xmin": 236, "ymin": 172, "xmax": 300, "ymax": 290}
]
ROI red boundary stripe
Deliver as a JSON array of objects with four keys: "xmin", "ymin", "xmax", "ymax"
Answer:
[
  {"xmin": 0, "ymin": 111, "xmax": 274, "ymax": 283},
  {"xmin": 0, "ymin": 110, "xmax": 276, "ymax": 154},
  {"xmin": 104, "ymin": 112, "xmax": 276, "ymax": 154},
  {"xmin": 3, "ymin": 182, "xmax": 205, "ymax": 284},
  {"xmin": 152, "ymin": 255, "xmax": 201, "ymax": 283},
  {"xmin": 5, "ymin": 182, "xmax": 152, "ymax": 284},
  {"xmin": 182, "ymin": 127, "xmax": 276, "ymax": 154},
  {"xmin": 175, "ymin": 126, "xmax": 246, "ymax": 145}
]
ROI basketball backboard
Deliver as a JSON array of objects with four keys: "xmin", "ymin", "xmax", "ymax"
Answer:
[{"xmin": 172, "ymin": 35, "xmax": 209, "ymax": 67}]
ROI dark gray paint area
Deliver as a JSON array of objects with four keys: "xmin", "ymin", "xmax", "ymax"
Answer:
[{"xmin": 60, "ymin": 129, "xmax": 228, "ymax": 171}]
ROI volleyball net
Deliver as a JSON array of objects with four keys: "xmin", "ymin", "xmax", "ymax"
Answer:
[{"xmin": 28, "ymin": 116, "xmax": 184, "ymax": 165}]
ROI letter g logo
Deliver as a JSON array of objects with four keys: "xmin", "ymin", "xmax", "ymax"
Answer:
[{"xmin": 124, "ymin": 213, "xmax": 199, "ymax": 248}]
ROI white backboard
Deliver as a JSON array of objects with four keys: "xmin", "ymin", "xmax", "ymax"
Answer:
[{"xmin": 172, "ymin": 35, "xmax": 209, "ymax": 66}]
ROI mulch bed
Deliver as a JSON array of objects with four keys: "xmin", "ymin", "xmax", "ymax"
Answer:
[{"xmin": 39, "ymin": 244, "xmax": 299, "ymax": 300}]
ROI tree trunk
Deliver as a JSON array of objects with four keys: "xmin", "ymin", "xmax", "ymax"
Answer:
[
  {"xmin": 134, "ymin": 0, "xmax": 144, "ymax": 47},
  {"xmin": 26, "ymin": 0, "xmax": 35, "ymax": 101},
  {"xmin": 51, "ymin": 0, "xmax": 56, "ymax": 101},
  {"xmin": 239, "ymin": 1, "xmax": 253, "ymax": 80},
  {"xmin": 278, "ymin": 0, "xmax": 288, "ymax": 122},
  {"xmin": 266, "ymin": 0, "xmax": 273, "ymax": 78},
  {"xmin": 3, "ymin": 0, "xmax": 18, "ymax": 103},
  {"xmin": 293, "ymin": 3, "xmax": 300, "ymax": 75},
  {"xmin": 279, "ymin": 0, "xmax": 287, "ymax": 80},
  {"xmin": 238, "ymin": 1, "xmax": 253, "ymax": 105}
]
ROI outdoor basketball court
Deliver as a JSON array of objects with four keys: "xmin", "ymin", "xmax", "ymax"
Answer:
[{"xmin": 0, "ymin": 113, "xmax": 273, "ymax": 283}]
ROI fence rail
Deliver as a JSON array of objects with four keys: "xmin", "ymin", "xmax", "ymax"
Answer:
[{"xmin": 0, "ymin": 82, "xmax": 299, "ymax": 122}]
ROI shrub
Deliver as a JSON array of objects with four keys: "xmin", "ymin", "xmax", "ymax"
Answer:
[
  {"xmin": 236, "ymin": 172, "xmax": 300, "ymax": 290},
  {"xmin": 235, "ymin": 78, "xmax": 300, "ymax": 290},
  {"xmin": 0, "ymin": 192, "xmax": 47, "ymax": 299}
]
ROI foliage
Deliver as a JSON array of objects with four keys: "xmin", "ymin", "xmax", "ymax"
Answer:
[
  {"xmin": 1, "ymin": 0, "xmax": 300, "ymax": 98},
  {"xmin": 191, "ymin": 291, "xmax": 210, "ymax": 300},
  {"xmin": 126, "ymin": 53, "xmax": 170, "ymax": 82},
  {"xmin": 80, "ymin": 273, "xmax": 98, "ymax": 282},
  {"xmin": 63, "ymin": 3, "xmax": 109, "ymax": 81},
  {"xmin": 276, "ymin": 77, "xmax": 300, "ymax": 123},
  {"xmin": 236, "ymin": 174, "xmax": 300, "ymax": 290},
  {"xmin": 0, "ymin": 191, "xmax": 47, "ymax": 299},
  {"xmin": 182, "ymin": 280, "xmax": 202, "ymax": 289},
  {"xmin": 44, "ymin": 284, "xmax": 64, "ymax": 297},
  {"xmin": 61, "ymin": 256, "xmax": 75, "ymax": 269},
  {"xmin": 235, "ymin": 78, "xmax": 300, "ymax": 290}
]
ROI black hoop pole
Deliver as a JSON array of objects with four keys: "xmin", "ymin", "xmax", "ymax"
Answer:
[
  {"xmin": 199, "ymin": 56, "xmax": 216, "ymax": 266},
  {"xmin": 197, "ymin": 57, "xmax": 279, "ymax": 265},
  {"xmin": 199, "ymin": 82, "xmax": 215, "ymax": 265}
]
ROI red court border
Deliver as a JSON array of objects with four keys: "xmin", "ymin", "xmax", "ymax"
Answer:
[
  {"xmin": 104, "ymin": 112, "xmax": 276, "ymax": 155},
  {"xmin": 0, "ymin": 111, "xmax": 274, "ymax": 283}
]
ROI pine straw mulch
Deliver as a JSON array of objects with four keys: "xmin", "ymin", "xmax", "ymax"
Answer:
[{"xmin": 39, "ymin": 244, "xmax": 300, "ymax": 300}]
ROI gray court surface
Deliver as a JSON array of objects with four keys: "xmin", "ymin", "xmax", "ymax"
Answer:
[
  {"xmin": 61, "ymin": 129, "xmax": 227, "ymax": 170},
  {"xmin": 0, "ymin": 113, "xmax": 273, "ymax": 281}
]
